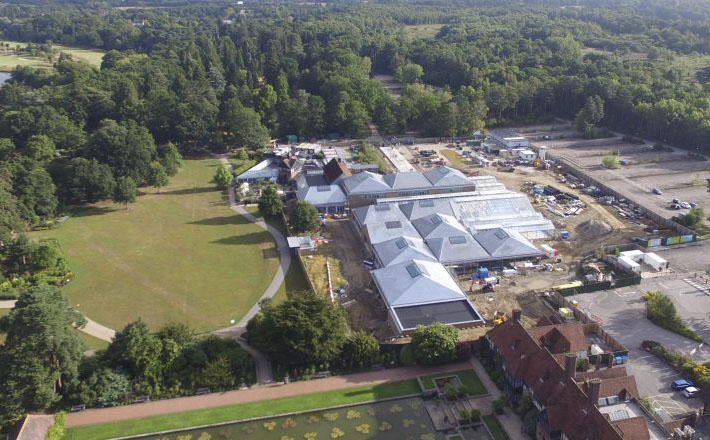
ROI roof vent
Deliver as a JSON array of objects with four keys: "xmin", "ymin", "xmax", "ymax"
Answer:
[
  {"xmin": 494, "ymin": 229, "xmax": 509, "ymax": 240},
  {"xmin": 316, "ymin": 186, "xmax": 331, "ymax": 192},
  {"xmin": 406, "ymin": 262, "xmax": 422, "ymax": 278},
  {"xmin": 385, "ymin": 221, "xmax": 402, "ymax": 230},
  {"xmin": 374, "ymin": 205, "xmax": 391, "ymax": 212},
  {"xmin": 449, "ymin": 236, "xmax": 467, "ymax": 245},
  {"xmin": 395, "ymin": 238, "xmax": 408, "ymax": 249}
]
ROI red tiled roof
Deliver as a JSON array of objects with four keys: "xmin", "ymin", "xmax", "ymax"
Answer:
[
  {"xmin": 612, "ymin": 416, "xmax": 651, "ymax": 440},
  {"xmin": 527, "ymin": 323, "xmax": 588, "ymax": 354},
  {"xmin": 323, "ymin": 158, "xmax": 351, "ymax": 184},
  {"xmin": 581, "ymin": 376, "xmax": 640, "ymax": 400},
  {"xmin": 487, "ymin": 319, "xmax": 647, "ymax": 440},
  {"xmin": 575, "ymin": 366, "xmax": 629, "ymax": 382}
]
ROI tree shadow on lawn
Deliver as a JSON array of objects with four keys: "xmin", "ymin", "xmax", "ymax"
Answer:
[
  {"xmin": 212, "ymin": 232, "xmax": 273, "ymax": 246},
  {"xmin": 189, "ymin": 215, "xmax": 254, "ymax": 226},
  {"xmin": 70, "ymin": 206, "xmax": 120, "ymax": 218},
  {"xmin": 156, "ymin": 186, "xmax": 217, "ymax": 196}
]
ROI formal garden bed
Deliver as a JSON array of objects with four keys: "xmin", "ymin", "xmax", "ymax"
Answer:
[{"xmin": 418, "ymin": 370, "xmax": 488, "ymax": 398}]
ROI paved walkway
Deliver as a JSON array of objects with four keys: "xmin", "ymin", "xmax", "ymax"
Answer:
[
  {"xmin": 66, "ymin": 361, "xmax": 470, "ymax": 428},
  {"xmin": 0, "ymin": 300, "xmax": 115, "ymax": 342},
  {"xmin": 469, "ymin": 357, "xmax": 526, "ymax": 440}
]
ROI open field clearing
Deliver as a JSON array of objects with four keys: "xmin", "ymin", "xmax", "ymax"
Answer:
[
  {"xmin": 401, "ymin": 24, "xmax": 444, "ymax": 39},
  {"xmin": 0, "ymin": 39, "xmax": 104, "ymax": 71},
  {"xmin": 34, "ymin": 159, "xmax": 279, "ymax": 333}
]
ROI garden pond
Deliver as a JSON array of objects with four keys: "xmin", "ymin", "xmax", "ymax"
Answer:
[{"xmin": 140, "ymin": 397, "xmax": 493, "ymax": 440}]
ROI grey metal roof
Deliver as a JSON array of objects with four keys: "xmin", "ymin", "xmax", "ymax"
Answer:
[
  {"xmin": 425, "ymin": 235, "xmax": 490, "ymax": 265},
  {"xmin": 372, "ymin": 236, "xmax": 437, "ymax": 267},
  {"xmin": 352, "ymin": 204, "xmax": 410, "ymax": 228},
  {"xmin": 341, "ymin": 171, "xmax": 390, "ymax": 194},
  {"xmin": 422, "ymin": 166, "xmax": 471, "ymax": 187},
  {"xmin": 393, "ymin": 300, "xmax": 482, "ymax": 331},
  {"xmin": 371, "ymin": 259, "xmax": 466, "ymax": 308},
  {"xmin": 364, "ymin": 221, "xmax": 420, "ymax": 244},
  {"xmin": 473, "ymin": 228, "xmax": 542, "ymax": 259},
  {"xmin": 342, "ymin": 167, "xmax": 472, "ymax": 195},
  {"xmin": 411, "ymin": 213, "xmax": 468, "ymax": 239},
  {"xmin": 398, "ymin": 198, "xmax": 455, "ymax": 220},
  {"xmin": 383, "ymin": 172, "xmax": 431, "ymax": 190},
  {"xmin": 295, "ymin": 185, "xmax": 346, "ymax": 207}
]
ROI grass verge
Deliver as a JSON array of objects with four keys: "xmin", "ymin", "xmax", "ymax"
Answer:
[
  {"xmin": 483, "ymin": 414, "xmax": 509, "ymax": 440},
  {"xmin": 66, "ymin": 379, "xmax": 420, "ymax": 440},
  {"xmin": 419, "ymin": 369, "xmax": 487, "ymax": 396},
  {"xmin": 441, "ymin": 149, "xmax": 465, "ymax": 166}
]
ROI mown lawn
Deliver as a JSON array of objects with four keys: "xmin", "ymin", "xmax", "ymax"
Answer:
[
  {"xmin": 483, "ymin": 414, "xmax": 510, "ymax": 440},
  {"xmin": 419, "ymin": 369, "xmax": 487, "ymax": 396},
  {"xmin": 441, "ymin": 148, "xmax": 465, "ymax": 166},
  {"xmin": 66, "ymin": 379, "xmax": 421, "ymax": 440},
  {"xmin": 34, "ymin": 159, "xmax": 279, "ymax": 333},
  {"xmin": 0, "ymin": 39, "xmax": 104, "ymax": 71}
]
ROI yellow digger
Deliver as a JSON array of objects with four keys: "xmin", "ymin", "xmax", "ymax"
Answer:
[{"xmin": 493, "ymin": 311, "xmax": 506, "ymax": 326}]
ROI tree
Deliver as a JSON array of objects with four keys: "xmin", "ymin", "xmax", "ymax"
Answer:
[
  {"xmin": 0, "ymin": 138, "xmax": 15, "ymax": 160},
  {"xmin": 289, "ymin": 201, "xmax": 319, "ymax": 233},
  {"xmin": 213, "ymin": 165, "xmax": 232, "ymax": 189},
  {"xmin": 410, "ymin": 323, "xmax": 458, "ymax": 366},
  {"xmin": 113, "ymin": 176, "xmax": 137, "ymax": 209},
  {"xmin": 575, "ymin": 95, "xmax": 605, "ymax": 136},
  {"xmin": 0, "ymin": 285, "xmax": 85, "ymax": 426},
  {"xmin": 682, "ymin": 207, "xmax": 705, "ymax": 228},
  {"xmin": 62, "ymin": 158, "xmax": 116, "ymax": 203},
  {"xmin": 221, "ymin": 99, "xmax": 270, "ymax": 150},
  {"xmin": 247, "ymin": 290, "xmax": 348, "ymax": 367},
  {"xmin": 395, "ymin": 63, "xmax": 424, "ymax": 85},
  {"xmin": 85, "ymin": 119, "xmax": 157, "ymax": 184},
  {"xmin": 237, "ymin": 149, "xmax": 249, "ymax": 161},
  {"xmin": 148, "ymin": 161, "xmax": 169, "ymax": 193},
  {"xmin": 602, "ymin": 155, "xmax": 620, "ymax": 169},
  {"xmin": 159, "ymin": 142, "xmax": 183, "ymax": 177},
  {"xmin": 104, "ymin": 319, "xmax": 163, "ymax": 384},
  {"xmin": 340, "ymin": 331, "xmax": 380, "ymax": 369},
  {"xmin": 0, "ymin": 168, "xmax": 22, "ymax": 242},
  {"xmin": 24, "ymin": 134, "xmax": 55, "ymax": 163},
  {"xmin": 258, "ymin": 184, "xmax": 283, "ymax": 217}
]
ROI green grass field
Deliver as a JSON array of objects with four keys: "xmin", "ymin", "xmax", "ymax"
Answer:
[
  {"xmin": 34, "ymin": 159, "xmax": 279, "ymax": 333},
  {"xmin": 401, "ymin": 24, "xmax": 444, "ymax": 39},
  {"xmin": 66, "ymin": 379, "xmax": 421, "ymax": 440},
  {"xmin": 419, "ymin": 369, "xmax": 487, "ymax": 396},
  {"xmin": 0, "ymin": 39, "xmax": 104, "ymax": 71}
]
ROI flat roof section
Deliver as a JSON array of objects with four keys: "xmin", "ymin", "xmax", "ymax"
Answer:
[{"xmin": 393, "ymin": 300, "xmax": 482, "ymax": 331}]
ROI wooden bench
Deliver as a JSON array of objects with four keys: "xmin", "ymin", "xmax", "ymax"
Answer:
[
  {"xmin": 134, "ymin": 395, "xmax": 150, "ymax": 404},
  {"xmin": 70, "ymin": 404, "xmax": 86, "ymax": 412},
  {"xmin": 195, "ymin": 387, "xmax": 211, "ymax": 395}
]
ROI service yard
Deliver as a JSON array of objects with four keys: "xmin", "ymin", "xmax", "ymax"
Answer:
[{"xmin": 537, "ymin": 133, "xmax": 710, "ymax": 223}]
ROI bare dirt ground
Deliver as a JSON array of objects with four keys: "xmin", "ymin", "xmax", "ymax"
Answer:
[{"xmin": 325, "ymin": 220, "xmax": 391, "ymax": 339}]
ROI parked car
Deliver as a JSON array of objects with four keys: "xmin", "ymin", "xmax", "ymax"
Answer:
[
  {"xmin": 683, "ymin": 386, "xmax": 700, "ymax": 398},
  {"xmin": 652, "ymin": 188, "xmax": 662, "ymax": 195},
  {"xmin": 672, "ymin": 198, "xmax": 680, "ymax": 204},
  {"xmin": 672, "ymin": 379, "xmax": 694, "ymax": 391},
  {"xmin": 670, "ymin": 203, "xmax": 681, "ymax": 210},
  {"xmin": 690, "ymin": 202, "xmax": 698, "ymax": 208},
  {"xmin": 680, "ymin": 202, "xmax": 691, "ymax": 209}
]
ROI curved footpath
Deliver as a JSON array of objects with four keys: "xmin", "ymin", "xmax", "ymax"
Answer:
[{"xmin": 2, "ymin": 159, "xmax": 290, "ymax": 384}]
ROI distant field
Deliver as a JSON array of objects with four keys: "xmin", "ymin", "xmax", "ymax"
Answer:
[
  {"xmin": 34, "ymin": 159, "xmax": 279, "ymax": 333},
  {"xmin": 0, "ymin": 39, "xmax": 104, "ymax": 71},
  {"xmin": 401, "ymin": 24, "xmax": 444, "ymax": 39}
]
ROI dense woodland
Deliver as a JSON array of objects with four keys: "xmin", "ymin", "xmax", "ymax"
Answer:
[{"xmin": 2, "ymin": 0, "xmax": 710, "ymax": 430}]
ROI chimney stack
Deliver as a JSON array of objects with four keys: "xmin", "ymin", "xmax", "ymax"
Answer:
[
  {"xmin": 607, "ymin": 353, "xmax": 615, "ymax": 369},
  {"xmin": 588, "ymin": 378, "xmax": 602, "ymax": 408},
  {"xmin": 512, "ymin": 309, "xmax": 522, "ymax": 321},
  {"xmin": 565, "ymin": 353, "xmax": 577, "ymax": 378}
]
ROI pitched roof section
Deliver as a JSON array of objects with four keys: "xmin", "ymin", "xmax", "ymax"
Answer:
[
  {"xmin": 411, "ymin": 213, "xmax": 468, "ymax": 239},
  {"xmin": 473, "ymin": 228, "xmax": 542, "ymax": 259},
  {"xmin": 426, "ymin": 235, "xmax": 490, "ymax": 265},
  {"xmin": 341, "ymin": 167, "xmax": 473, "ymax": 195},
  {"xmin": 528, "ymin": 323, "xmax": 588, "ymax": 354},
  {"xmin": 352, "ymin": 204, "xmax": 410, "ymax": 228},
  {"xmin": 295, "ymin": 185, "xmax": 346, "ymax": 206},
  {"xmin": 371, "ymin": 259, "xmax": 465, "ymax": 308},
  {"xmin": 422, "ymin": 166, "xmax": 471, "ymax": 187},
  {"xmin": 364, "ymin": 221, "xmax": 420, "ymax": 245},
  {"xmin": 373, "ymin": 236, "xmax": 437, "ymax": 267},
  {"xmin": 398, "ymin": 198, "xmax": 455, "ymax": 220},
  {"xmin": 323, "ymin": 158, "xmax": 351, "ymax": 184},
  {"xmin": 341, "ymin": 171, "xmax": 390, "ymax": 194}
]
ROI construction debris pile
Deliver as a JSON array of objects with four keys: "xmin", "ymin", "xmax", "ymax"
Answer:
[
  {"xmin": 577, "ymin": 219, "xmax": 613, "ymax": 238},
  {"xmin": 521, "ymin": 181, "xmax": 586, "ymax": 218}
]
